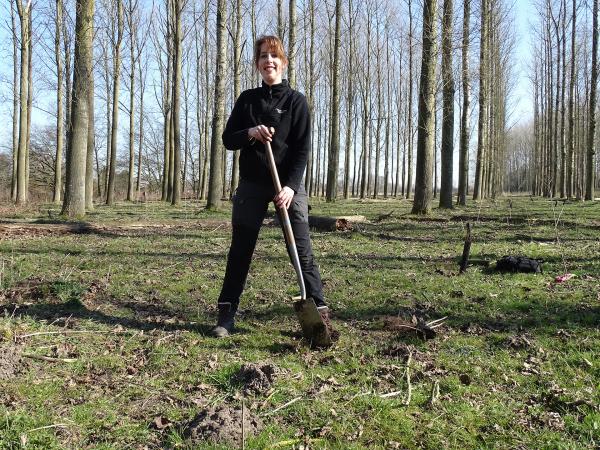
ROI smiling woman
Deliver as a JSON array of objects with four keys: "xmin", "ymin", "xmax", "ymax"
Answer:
[
  {"xmin": 253, "ymin": 35, "xmax": 288, "ymax": 87},
  {"xmin": 210, "ymin": 35, "xmax": 333, "ymax": 339}
]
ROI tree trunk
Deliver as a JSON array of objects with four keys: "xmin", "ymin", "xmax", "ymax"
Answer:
[
  {"xmin": 587, "ymin": 0, "xmax": 598, "ymax": 200},
  {"xmin": 326, "ymin": 0, "xmax": 341, "ymax": 201},
  {"xmin": 106, "ymin": 0, "xmax": 123, "ymax": 206},
  {"xmin": 288, "ymin": 0, "xmax": 296, "ymax": 87},
  {"xmin": 171, "ymin": 0, "xmax": 182, "ymax": 205},
  {"xmin": 15, "ymin": 0, "xmax": 30, "ymax": 205},
  {"xmin": 406, "ymin": 0, "xmax": 414, "ymax": 199},
  {"xmin": 126, "ymin": 0, "xmax": 137, "ymax": 201},
  {"xmin": 458, "ymin": 0, "xmax": 470, "ymax": 205},
  {"xmin": 440, "ymin": 0, "xmax": 454, "ymax": 209},
  {"xmin": 62, "ymin": 0, "xmax": 94, "ymax": 218},
  {"xmin": 54, "ymin": 0, "xmax": 64, "ymax": 204},
  {"xmin": 567, "ymin": 0, "xmax": 576, "ymax": 198},
  {"xmin": 411, "ymin": 0, "xmax": 438, "ymax": 214},
  {"xmin": 230, "ymin": 0, "xmax": 243, "ymax": 196},
  {"xmin": 207, "ymin": 0, "xmax": 227, "ymax": 209},
  {"xmin": 11, "ymin": 2, "xmax": 19, "ymax": 202},
  {"xmin": 343, "ymin": 0, "xmax": 354, "ymax": 199},
  {"xmin": 473, "ymin": 0, "xmax": 487, "ymax": 200}
]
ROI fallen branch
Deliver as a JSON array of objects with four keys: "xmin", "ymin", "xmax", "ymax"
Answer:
[
  {"xmin": 24, "ymin": 423, "xmax": 69, "ymax": 433},
  {"xmin": 262, "ymin": 397, "xmax": 302, "ymax": 416},
  {"xmin": 16, "ymin": 329, "xmax": 131, "ymax": 339},
  {"xmin": 380, "ymin": 390, "xmax": 403, "ymax": 399},
  {"xmin": 22, "ymin": 353, "xmax": 77, "ymax": 363},
  {"xmin": 403, "ymin": 352, "xmax": 413, "ymax": 406},
  {"xmin": 268, "ymin": 438, "xmax": 325, "ymax": 449}
]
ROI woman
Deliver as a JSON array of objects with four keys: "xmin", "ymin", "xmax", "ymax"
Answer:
[{"xmin": 211, "ymin": 35, "xmax": 329, "ymax": 337}]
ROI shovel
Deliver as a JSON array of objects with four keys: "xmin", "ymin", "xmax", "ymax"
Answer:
[{"xmin": 264, "ymin": 140, "xmax": 332, "ymax": 348}]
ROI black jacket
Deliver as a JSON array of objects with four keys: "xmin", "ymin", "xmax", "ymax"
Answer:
[{"xmin": 222, "ymin": 80, "xmax": 311, "ymax": 193}]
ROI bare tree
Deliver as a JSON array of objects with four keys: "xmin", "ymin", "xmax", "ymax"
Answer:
[
  {"xmin": 62, "ymin": 0, "xmax": 94, "ymax": 217},
  {"xmin": 326, "ymin": 0, "xmax": 341, "ymax": 201},
  {"xmin": 458, "ymin": 0, "xmax": 470, "ymax": 205},
  {"xmin": 14, "ymin": 0, "xmax": 32, "ymax": 205},
  {"xmin": 587, "ymin": 0, "xmax": 598, "ymax": 200},
  {"xmin": 106, "ymin": 0, "xmax": 123, "ymax": 205},
  {"xmin": 411, "ymin": 0, "xmax": 438, "ymax": 214},
  {"xmin": 439, "ymin": 0, "xmax": 454, "ymax": 208},
  {"xmin": 207, "ymin": 0, "xmax": 226, "ymax": 210}
]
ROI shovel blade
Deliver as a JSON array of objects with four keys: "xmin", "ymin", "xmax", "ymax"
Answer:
[{"xmin": 293, "ymin": 297, "xmax": 332, "ymax": 348}]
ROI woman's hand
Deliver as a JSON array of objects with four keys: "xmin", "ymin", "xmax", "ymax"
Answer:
[
  {"xmin": 248, "ymin": 125, "xmax": 274, "ymax": 143},
  {"xmin": 274, "ymin": 186, "xmax": 295, "ymax": 210}
]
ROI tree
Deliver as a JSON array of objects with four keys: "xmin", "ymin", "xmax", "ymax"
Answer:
[
  {"xmin": 207, "ymin": 0, "xmax": 226, "ymax": 210},
  {"xmin": 586, "ymin": 0, "xmax": 598, "ymax": 200},
  {"xmin": 62, "ymin": 0, "xmax": 94, "ymax": 217},
  {"xmin": 106, "ymin": 0, "xmax": 123, "ymax": 206},
  {"xmin": 457, "ymin": 0, "xmax": 470, "ymax": 205},
  {"xmin": 439, "ymin": 0, "xmax": 454, "ymax": 208},
  {"xmin": 53, "ymin": 0, "xmax": 65, "ymax": 204},
  {"xmin": 411, "ymin": 0, "xmax": 438, "ymax": 214},
  {"xmin": 288, "ymin": 0, "xmax": 296, "ymax": 87},
  {"xmin": 473, "ymin": 0, "xmax": 488, "ymax": 200},
  {"xmin": 170, "ymin": 0, "xmax": 183, "ymax": 205},
  {"xmin": 14, "ymin": 0, "xmax": 31, "ymax": 205},
  {"xmin": 230, "ymin": 0, "xmax": 243, "ymax": 195},
  {"xmin": 325, "ymin": 0, "xmax": 341, "ymax": 201}
]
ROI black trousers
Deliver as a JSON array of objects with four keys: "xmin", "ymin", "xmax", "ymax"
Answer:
[{"xmin": 218, "ymin": 179, "xmax": 326, "ymax": 309}]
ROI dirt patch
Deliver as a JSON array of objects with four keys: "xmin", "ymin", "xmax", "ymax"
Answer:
[
  {"xmin": 502, "ymin": 333, "xmax": 534, "ymax": 350},
  {"xmin": 0, "ymin": 278, "xmax": 49, "ymax": 304},
  {"xmin": 0, "ymin": 345, "xmax": 24, "ymax": 380},
  {"xmin": 233, "ymin": 363, "xmax": 278, "ymax": 395},
  {"xmin": 183, "ymin": 405, "xmax": 263, "ymax": 446}
]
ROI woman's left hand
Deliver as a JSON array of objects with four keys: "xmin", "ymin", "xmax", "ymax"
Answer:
[{"xmin": 274, "ymin": 186, "xmax": 295, "ymax": 210}]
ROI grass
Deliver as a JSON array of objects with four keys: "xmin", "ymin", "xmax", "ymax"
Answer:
[{"xmin": 0, "ymin": 195, "xmax": 598, "ymax": 449}]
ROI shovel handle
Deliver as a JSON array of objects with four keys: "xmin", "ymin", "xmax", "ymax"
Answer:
[{"xmin": 264, "ymin": 141, "xmax": 307, "ymax": 300}]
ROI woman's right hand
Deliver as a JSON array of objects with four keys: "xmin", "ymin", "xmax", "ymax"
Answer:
[{"xmin": 248, "ymin": 125, "xmax": 274, "ymax": 143}]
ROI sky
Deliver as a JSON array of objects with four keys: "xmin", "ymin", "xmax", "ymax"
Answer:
[
  {"xmin": 0, "ymin": 1, "xmax": 538, "ymax": 149},
  {"xmin": 512, "ymin": 0, "xmax": 536, "ymax": 126}
]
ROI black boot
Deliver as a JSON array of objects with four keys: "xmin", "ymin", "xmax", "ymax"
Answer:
[{"xmin": 210, "ymin": 303, "xmax": 236, "ymax": 338}]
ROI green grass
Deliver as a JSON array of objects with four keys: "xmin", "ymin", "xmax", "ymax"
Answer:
[{"xmin": 0, "ymin": 196, "xmax": 598, "ymax": 449}]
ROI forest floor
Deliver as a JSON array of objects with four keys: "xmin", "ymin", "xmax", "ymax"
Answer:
[{"xmin": 0, "ymin": 196, "xmax": 598, "ymax": 449}]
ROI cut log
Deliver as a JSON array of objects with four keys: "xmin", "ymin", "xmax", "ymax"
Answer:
[{"xmin": 309, "ymin": 215, "xmax": 367, "ymax": 231}]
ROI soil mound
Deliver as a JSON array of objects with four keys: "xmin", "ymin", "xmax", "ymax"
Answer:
[
  {"xmin": 183, "ymin": 405, "xmax": 263, "ymax": 446},
  {"xmin": 0, "ymin": 345, "xmax": 24, "ymax": 380},
  {"xmin": 234, "ymin": 363, "xmax": 278, "ymax": 395}
]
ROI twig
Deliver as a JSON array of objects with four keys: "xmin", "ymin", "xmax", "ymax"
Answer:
[
  {"xmin": 25, "ymin": 423, "xmax": 69, "ymax": 433},
  {"xmin": 428, "ymin": 380, "xmax": 440, "ymax": 407},
  {"xmin": 242, "ymin": 400, "xmax": 246, "ymax": 450},
  {"xmin": 403, "ymin": 352, "xmax": 413, "ymax": 406},
  {"xmin": 380, "ymin": 390, "xmax": 403, "ymax": 399},
  {"xmin": 268, "ymin": 438, "xmax": 325, "ymax": 449},
  {"xmin": 426, "ymin": 317, "xmax": 447, "ymax": 327},
  {"xmin": 16, "ymin": 330, "xmax": 130, "ymax": 339},
  {"xmin": 22, "ymin": 353, "xmax": 77, "ymax": 363},
  {"xmin": 262, "ymin": 397, "xmax": 302, "ymax": 416}
]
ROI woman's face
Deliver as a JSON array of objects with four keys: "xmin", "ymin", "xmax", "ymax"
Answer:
[{"xmin": 258, "ymin": 43, "xmax": 286, "ymax": 85}]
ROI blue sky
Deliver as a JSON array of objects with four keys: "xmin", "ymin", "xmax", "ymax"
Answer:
[{"xmin": 512, "ymin": 0, "xmax": 536, "ymax": 125}]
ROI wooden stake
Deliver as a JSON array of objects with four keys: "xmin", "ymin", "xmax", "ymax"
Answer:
[{"xmin": 459, "ymin": 222, "xmax": 472, "ymax": 273}]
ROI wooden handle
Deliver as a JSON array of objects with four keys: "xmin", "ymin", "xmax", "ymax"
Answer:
[{"xmin": 264, "ymin": 141, "xmax": 306, "ymax": 300}]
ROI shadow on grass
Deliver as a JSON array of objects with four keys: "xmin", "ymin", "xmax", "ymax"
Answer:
[{"xmin": 0, "ymin": 298, "xmax": 213, "ymax": 336}]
